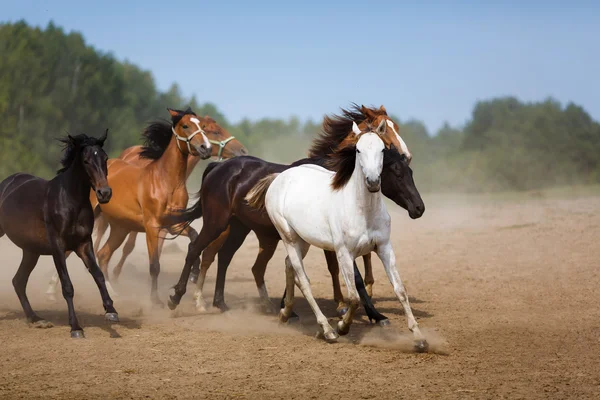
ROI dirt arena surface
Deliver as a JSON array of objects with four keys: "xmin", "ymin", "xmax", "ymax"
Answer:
[{"xmin": 0, "ymin": 188, "xmax": 599, "ymax": 399}]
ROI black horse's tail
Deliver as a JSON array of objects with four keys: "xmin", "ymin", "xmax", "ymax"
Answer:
[{"xmin": 161, "ymin": 162, "xmax": 220, "ymax": 234}]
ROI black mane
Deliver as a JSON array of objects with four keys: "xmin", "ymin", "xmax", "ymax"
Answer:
[
  {"xmin": 139, "ymin": 107, "xmax": 196, "ymax": 160},
  {"xmin": 57, "ymin": 134, "xmax": 104, "ymax": 174}
]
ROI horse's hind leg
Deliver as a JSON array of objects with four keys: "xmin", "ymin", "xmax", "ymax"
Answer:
[
  {"xmin": 323, "ymin": 250, "xmax": 348, "ymax": 316},
  {"xmin": 249, "ymin": 233, "xmax": 278, "ymax": 314},
  {"xmin": 354, "ymin": 262, "xmax": 389, "ymax": 326},
  {"xmin": 283, "ymin": 240, "xmax": 338, "ymax": 342},
  {"xmin": 13, "ymin": 251, "xmax": 51, "ymax": 327},
  {"xmin": 363, "ymin": 253, "xmax": 375, "ymax": 298},
  {"xmin": 112, "ymin": 232, "xmax": 138, "ymax": 282}
]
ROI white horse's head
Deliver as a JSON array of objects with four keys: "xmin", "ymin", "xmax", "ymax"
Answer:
[{"xmin": 353, "ymin": 121, "xmax": 386, "ymax": 193}]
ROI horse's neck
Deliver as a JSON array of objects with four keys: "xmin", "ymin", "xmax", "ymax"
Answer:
[
  {"xmin": 58, "ymin": 157, "xmax": 91, "ymax": 204},
  {"xmin": 155, "ymin": 137, "xmax": 188, "ymax": 186},
  {"xmin": 185, "ymin": 154, "xmax": 201, "ymax": 180},
  {"xmin": 344, "ymin": 159, "xmax": 382, "ymax": 216}
]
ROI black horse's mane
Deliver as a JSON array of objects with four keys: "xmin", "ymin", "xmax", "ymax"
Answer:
[{"xmin": 57, "ymin": 133, "xmax": 104, "ymax": 174}]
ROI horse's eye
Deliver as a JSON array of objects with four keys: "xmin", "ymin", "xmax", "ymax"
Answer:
[{"xmin": 182, "ymin": 125, "xmax": 188, "ymax": 129}]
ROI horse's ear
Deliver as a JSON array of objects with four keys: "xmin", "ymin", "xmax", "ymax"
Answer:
[
  {"xmin": 352, "ymin": 121, "xmax": 362, "ymax": 136},
  {"xmin": 184, "ymin": 106, "xmax": 193, "ymax": 114},
  {"xmin": 375, "ymin": 118, "xmax": 387, "ymax": 136},
  {"xmin": 379, "ymin": 105, "xmax": 387, "ymax": 114},
  {"xmin": 99, "ymin": 129, "xmax": 108, "ymax": 146},
  {"xmin": 67, "ymin": 134, "xmax": 77, "ymax": 145},
  {"xmin": 167, "ymin": 108, "xmax": 180, "ymax": 118}
]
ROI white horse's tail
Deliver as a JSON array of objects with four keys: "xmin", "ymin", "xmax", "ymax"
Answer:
[{"xmin": 245, "ymin": 173, "xmax": 279, "ymax": 210}]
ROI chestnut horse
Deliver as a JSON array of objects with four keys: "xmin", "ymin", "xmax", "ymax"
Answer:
[
  {"xmin": 92, "ymin": 116, "xmax": 247, "ymax": 280},
  {"xmin": 166, "ymin": 106, "xmax": 422, "ymax": 324},
  {"xmin": 91, "ymin": 107, "xmax": 222, "ymax": 306},
  {"xmin": 184, "ymin": 105, "xmax": 412, "ymax": 313},
  {"xmin": 0, "ymin": 132, "xmax": 118, "ymax": 338}
]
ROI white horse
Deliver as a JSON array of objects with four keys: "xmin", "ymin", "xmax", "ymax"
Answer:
[{"xmin": 246, "ymin": 120, "xmax": 427, "ymax": 351}]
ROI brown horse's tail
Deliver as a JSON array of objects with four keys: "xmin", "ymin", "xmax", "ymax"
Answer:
[{"xmin": 245, "ymin": 173, "xmax": 279, "ymax": 211}]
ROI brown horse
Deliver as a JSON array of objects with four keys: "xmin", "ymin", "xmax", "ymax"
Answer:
[
  {"xmin": 166, "ymin": 105, "xmax": 420, "ymax": 320},
  {"xmin": 90, "ymin": 107, "xmax": 230, "ymax": 306},
  {"xmin": 91, "ymin": 117, "xmax": 247, "ymax": 281},
  {"xmin": 186, "ymin": 105, "xmax": 411, "ymax": 311}
]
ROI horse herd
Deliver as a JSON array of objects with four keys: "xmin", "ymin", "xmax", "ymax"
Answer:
[{"xmin": 0, "ymin": 104, "xmax": 429, "ymax": 352}]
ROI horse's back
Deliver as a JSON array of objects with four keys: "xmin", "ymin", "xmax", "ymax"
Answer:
[
  {"xmin": 265, "ymin": 165, "xmax": 335, "ymax": 250},
  {"xmin": 0, "ymin": 173, "xmax": 50, "ymax": 252}
]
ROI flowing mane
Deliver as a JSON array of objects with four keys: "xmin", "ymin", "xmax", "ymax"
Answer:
[
  {"xmin": 57, "ymin": 133, "xmax": 104, "ymax": 174},
  {"xmin": 139, "ymin": 107, "xmax": 196, "ymax": 160},
  {"xmin": 308, "ymin": 104, "xmax": 388, "ymax": 159}
]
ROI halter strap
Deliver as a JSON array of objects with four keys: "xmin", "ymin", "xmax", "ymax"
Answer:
[
  {"xmin": 209, "ymin": 136, "xmax": 236, "ymax": 161},
  {"xmin": 171, "ymin": 118, "xmax": 209, "ymax": 155}
]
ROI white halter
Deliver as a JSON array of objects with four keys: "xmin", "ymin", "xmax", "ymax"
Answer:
[{"xmin": 171, "ymin": 117, "xmax": 210, "ymax": 154}]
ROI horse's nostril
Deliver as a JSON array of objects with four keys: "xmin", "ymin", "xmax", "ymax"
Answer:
[{"xmin": 200, "ymin": 144, "xmax": 207, "ymax": 150}]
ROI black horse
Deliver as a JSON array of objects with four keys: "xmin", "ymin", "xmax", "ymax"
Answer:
[
  {"xmin": 166, "ymin": 145, "xmax": 424, "ymax": 325},
  {"xmin": 0, "ymin": 131, "xmax": 119, "ymax": 338}
]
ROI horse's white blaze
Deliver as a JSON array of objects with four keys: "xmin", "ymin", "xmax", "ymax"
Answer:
[
  {"xmin": 189, "ymin": 117, "xmax": 211, "ymax": 149},
  {"xmin": 386, "ymin": 120, "xmax": 412, "ymax": 159},
  {"xmin": 263, "ymin": 132, "xmax": 424, "ymax": 342}
]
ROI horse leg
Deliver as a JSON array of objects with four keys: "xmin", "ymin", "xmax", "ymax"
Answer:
[
  {"xmin": 363, "ymin": 253, "xmax": 375, "ymax": 298},
  {"xmin": 93, "ymin": 213, "xmax": 110, "ymax": 256},
  {"xmin": 354, "ymin": 262, "xmax": 389, "ymax": 325},
  {"xmin": 173, "ymin": 225, "xmax": 201, "ymax": 284},
  {"xmin": 168, "ymin": 213, "xmax": 230, "ymax": 310},
  {"xmin": 376, "ymin": 241, "xmax": 428, "ymax": 352},
  {"xmin": 13, "ymin": 251, "xmax": 51, "ymax": 327},
  {"xmin": 44, "ymin": 250, "xmax": 73, "ymax": 302},
  {"xmin": 49, "ymin": 240, "xmax": 84, "ymax": 338},
  {"xmin": 112, "ymin": 232, "xmax": 137, "ymax": 282},
  {"xmin": 192, "ymin": 233, "xmax": 225, "ymax": 311},
  {"xmin": 249, "ymin": 233, "xmax": 278, "ymax": 314},
  {"xmin": 96, "ymin": 225, "xmax": 129, "ymax": 298},
  {"xmin": 283, "ymin": 240, "xmax": 338, "ymax": 342},
  {"xmin": 323, "ymin": 250, "xmax": 348, "ymax": 316},
  {"xmin": 335, "ymin": 248, "xmax": 361, "ymax": 335},
  {"xmin": 144, "ymin": 224, "xmax": 165, "ymax": 307},
  {"xmin": 211, "ymin": 225, "xmax": 250, "ymax": 312},
  {"xmin": 75, "ymin": 238, "xmax": 119, "ymax": 322}
]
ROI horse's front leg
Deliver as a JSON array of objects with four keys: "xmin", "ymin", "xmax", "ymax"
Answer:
[
  {"xmin": 171, "ymin": 224, "xmax": 201, "ymax": 284},
  {"xmin": 144, "ymin": 223, "xmax": 165, "ymax": 307},
  {"xmin": 362, "ymin": 253, "xmax": 375, "ymax": 298},
  {"xmin": 335, "ymin": 248, "xmax": 360, "ymax": 335},
  {"xmin": 48, "ymin": 236, "xmax": 84, "ymax": 338},
  {"xmin": 75, "ymin": 237, "xmax": 119, "ymax": 323},
  {"xmin": 376, "ymin": 241, "xmax": 428, "ymax": 352}
]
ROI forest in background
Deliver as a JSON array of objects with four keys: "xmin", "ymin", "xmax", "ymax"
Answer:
[{"xmin": 2, "ymin": 21, "xmax": 600, "ymax": 192}]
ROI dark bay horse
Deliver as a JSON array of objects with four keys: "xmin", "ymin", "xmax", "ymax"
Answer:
[
  {"xmin": 0, "ymin": 131, "xmax": 118, "ymax": 338},
  {"xmin": 166, "ymin": 106, "xmax": 424, "ymax": 325}
]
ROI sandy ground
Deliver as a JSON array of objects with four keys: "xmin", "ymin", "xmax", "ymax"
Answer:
[{"xmin": 0, "ymin": 190, "xmax": 599, "ymax": 399}]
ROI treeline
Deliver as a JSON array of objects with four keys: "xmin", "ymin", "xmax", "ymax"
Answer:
[{"xmin": 1, "ymin": 21, "xmax": 599, "ymax": 192}]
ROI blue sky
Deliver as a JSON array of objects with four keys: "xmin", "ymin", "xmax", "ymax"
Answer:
[{"xmin": 3, "ymin": 0, "xmax": 599, "ymax": 133}]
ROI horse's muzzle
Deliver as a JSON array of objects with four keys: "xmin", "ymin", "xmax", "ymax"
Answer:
[
  {"xmin": 96, "ymin": 187, "xmax": 112, "ymax": 204},
  {"xmin": 366, "ymin": 177, "xmax": 381, "ymax": 193},
  {"xmin": 195, "ymin": 143, "xmax": 212, "ymax": 160}
]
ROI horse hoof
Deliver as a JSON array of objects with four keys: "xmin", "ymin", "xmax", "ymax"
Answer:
[
  {"xmin": 336, "ymin": 320, "xmax": 350, "ymax": 336},
  {"xmin": 45, "ymin": 294, "xmax": 58, "ymax": 303},
  {"xmin": 377, "ymin": 319, "xmax": 391, "ymax": 327},
  {"xmin": 167, "ymin": 297, "xmax": 178, "ymax": 311},
  {"xmin": 323, "ymin": 330, "xmax": 339, "ymax": 343},
  {"xmin": 31, "ymin": 320, "xmax": 53, "ymax": 329},
  {"xmin": 337, "ymin": 307, "xmax": 348, "ymax": 317},
  {"xmin": 71, "ymin": 330, "xmax": 85, "ymax": 339},
  {"xmin": 414, "ymin": 339, "xmax": 429, "ymax": 353},
  {"xmin": 104, "ymin": 313, "xmax": 119, "ymax": 323},
  {"xmin": 189, "ymin": 274, "xmax": 198, "ymax": 284}
]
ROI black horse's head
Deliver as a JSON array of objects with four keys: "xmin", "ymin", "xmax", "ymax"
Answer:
[
  {"xmin": 59, "ymin": 130, "xmax": 112, "ymax": 204},
  {"xmin": 381, "ymin": 145, "xmax": 425, "ymax": 219}
]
